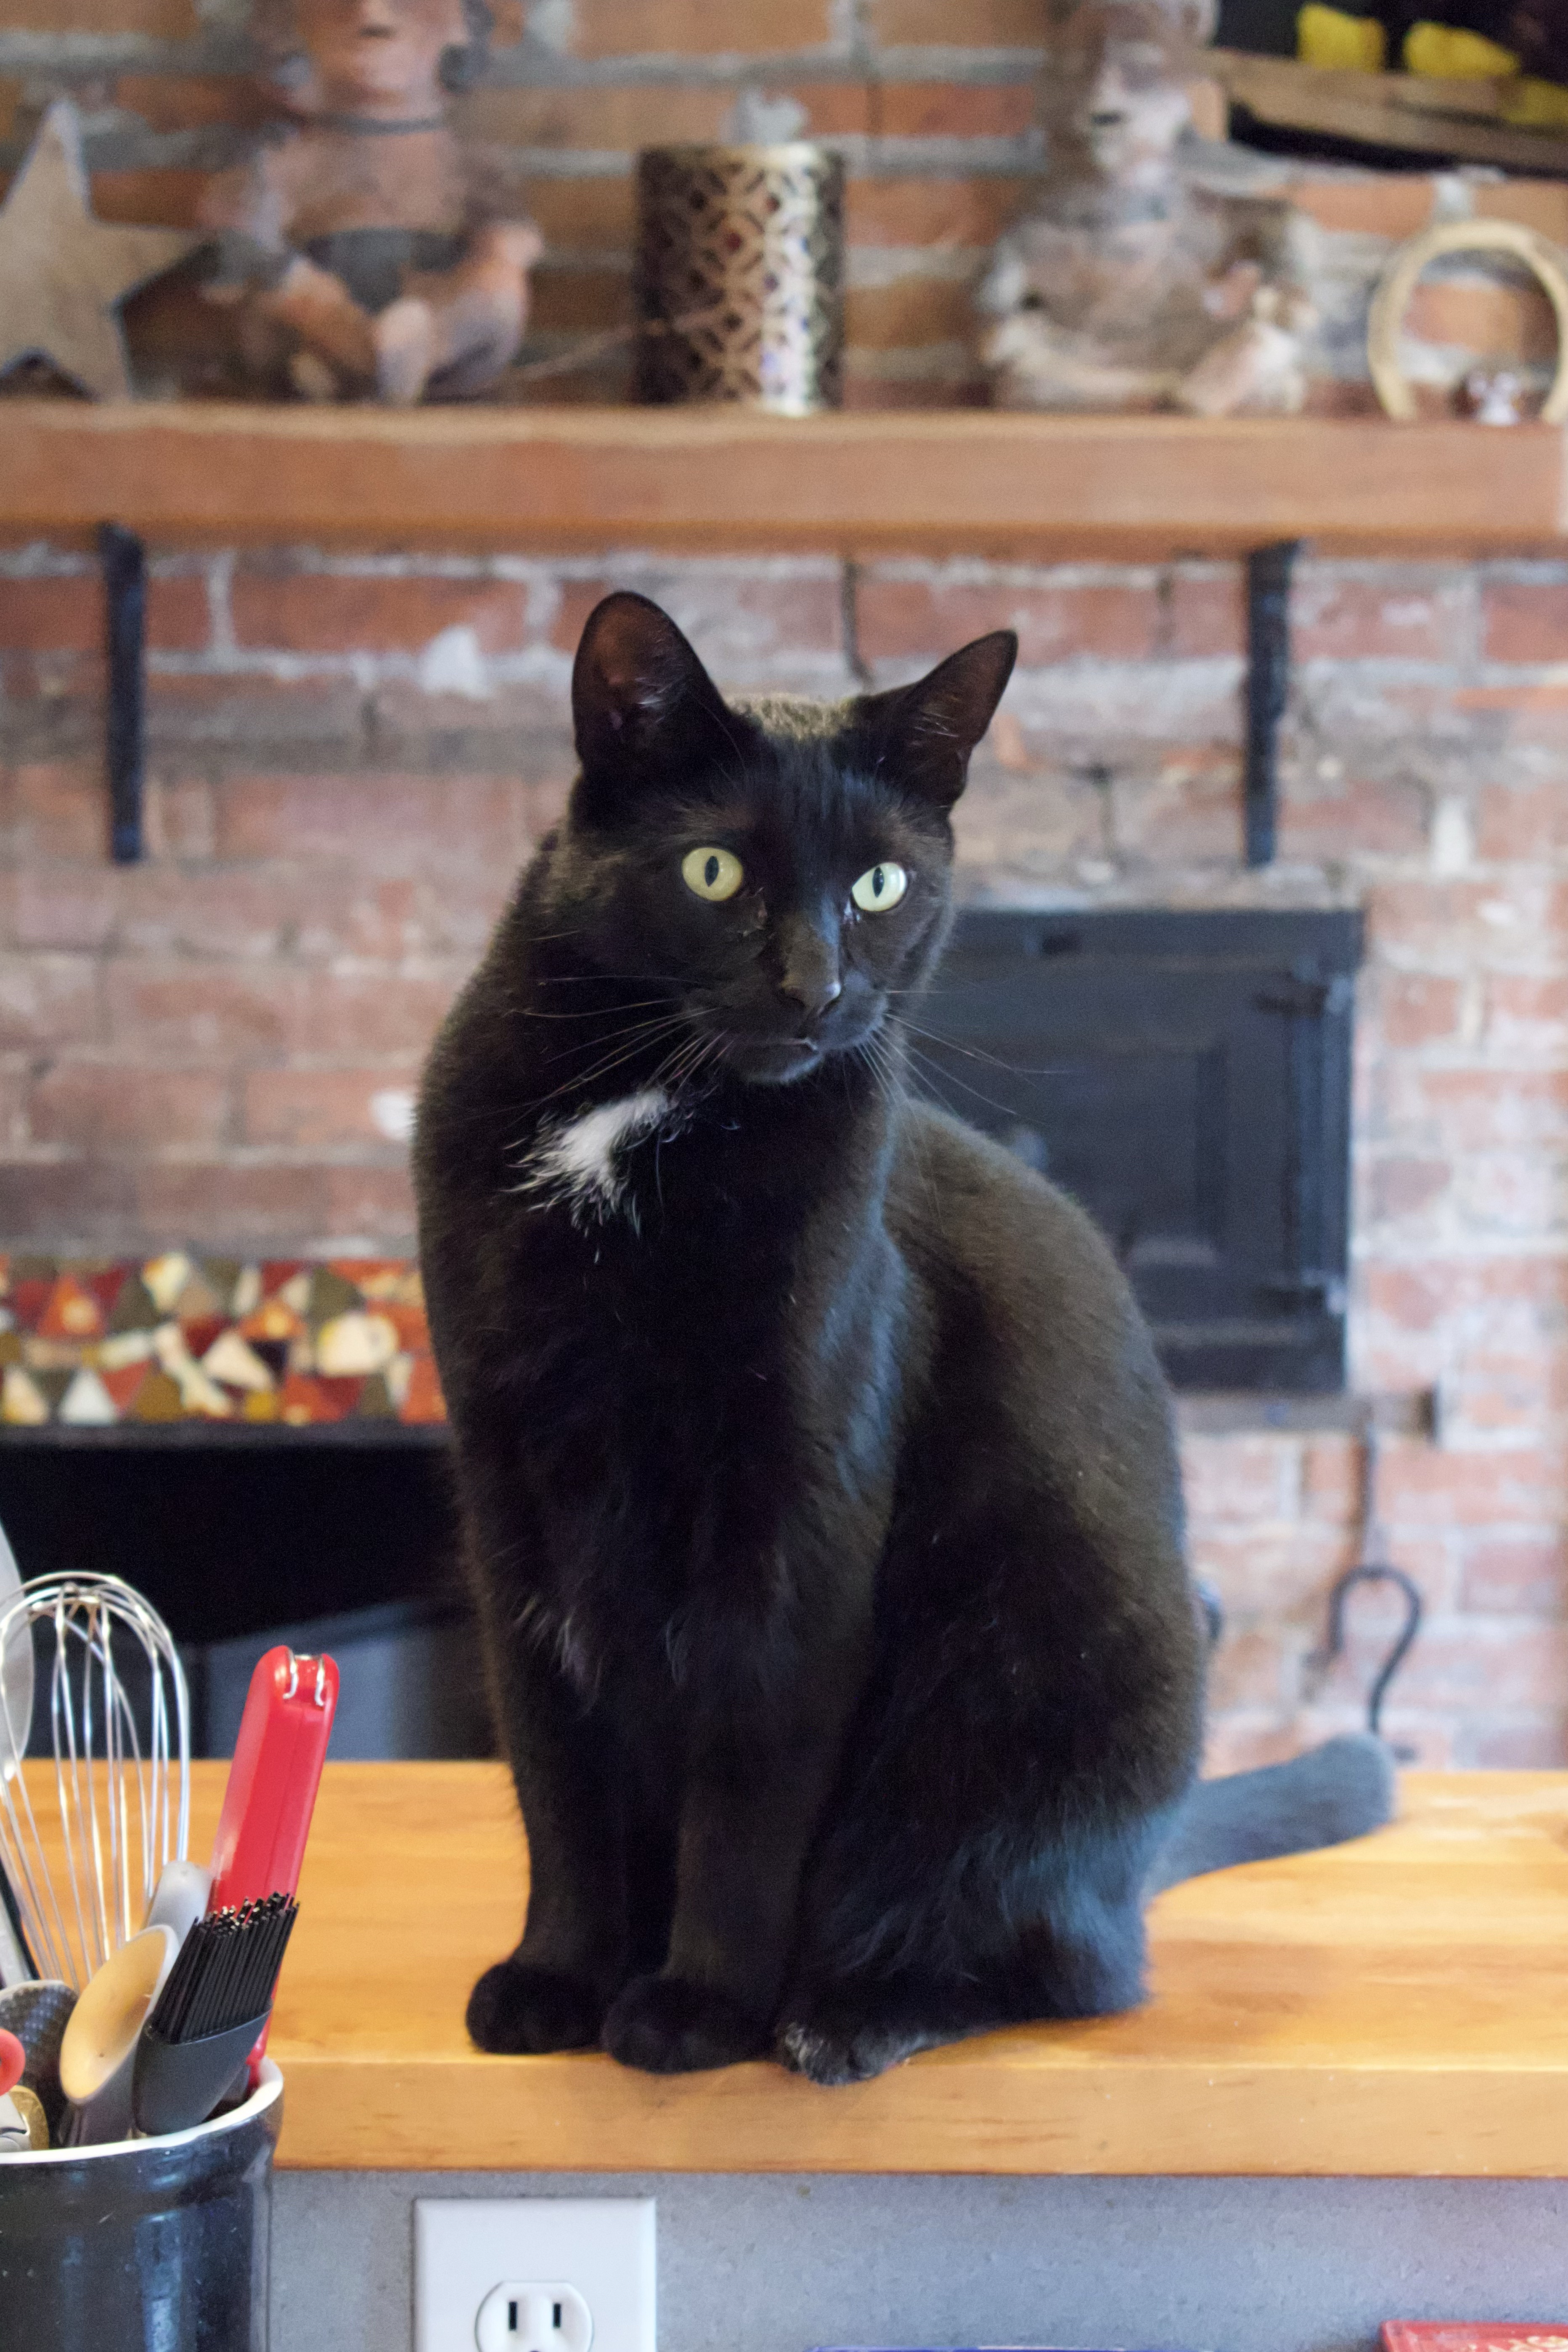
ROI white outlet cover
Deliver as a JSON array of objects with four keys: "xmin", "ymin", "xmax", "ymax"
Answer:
[{"xmin": 415, "ymin": 2198, "xmax": 656, "ymax": 2352}]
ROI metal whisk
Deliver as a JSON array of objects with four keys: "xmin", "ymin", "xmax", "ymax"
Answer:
[{"xmin": 0, "ymin": 1573, "xmax": 191, "ymax": 1990}]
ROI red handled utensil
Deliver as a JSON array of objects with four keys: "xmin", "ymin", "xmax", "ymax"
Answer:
[
  {"xmin": 0, "ymin": 2027, "xmax": 23, "ymax": 2100},
  {"xmin": 208, "ymin": 1647, "xmax": 338, "ymax": 2064}
]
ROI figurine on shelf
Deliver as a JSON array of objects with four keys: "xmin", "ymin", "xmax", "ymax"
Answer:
[
  {"xmin": 977, "ymin": 0, "xmax": 1313, "ymax": 415},
  {"xmin": 199, "ymin": 0, "xmax": 541, "ymax": 404}
]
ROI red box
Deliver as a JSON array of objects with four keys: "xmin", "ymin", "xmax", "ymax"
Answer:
[{"xmin": 1384, "ymin": 2330, "xmax": 1568, "ymax": 2351}]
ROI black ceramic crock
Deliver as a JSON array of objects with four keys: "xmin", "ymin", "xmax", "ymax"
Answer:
[{"xmin": 0, "ymin": 2058, "xmax": 281, "ymax": 2349}]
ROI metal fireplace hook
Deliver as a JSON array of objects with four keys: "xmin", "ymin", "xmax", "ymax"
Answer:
[{"xmin": 1309, "ymin": 1412, "xmax": 1423, "ymax": 1755}]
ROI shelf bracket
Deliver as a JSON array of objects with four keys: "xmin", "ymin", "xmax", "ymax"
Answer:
[
  {"xmin": 1243, "ymin": 538, "xmax": 1300, "ymax": 869},
  {"xmin": 100, "ymin": 522, "xmax": 146, "ymax": 865}
]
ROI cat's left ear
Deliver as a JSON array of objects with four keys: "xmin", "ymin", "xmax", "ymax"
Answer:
[
  {"xmin": 851, "ymin": 630, "xmax": 1018, "ymax": 811},
  {"xmin": 572, "ymin": 591, "xmax": 737, "ymax": 795}
]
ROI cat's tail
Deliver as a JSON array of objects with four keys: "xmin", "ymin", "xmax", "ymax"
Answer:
[{"xmin": 1146, "ymin": 1730, "xmax": 1396, "ymax": 1895}]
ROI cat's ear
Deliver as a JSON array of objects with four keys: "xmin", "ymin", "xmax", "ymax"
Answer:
[
  {"xmin": 853, "ymin": 631, "xmax": 1018, "ymax": 811},
  {"xmin": 572, "ymin": 591, "xmax": 736, "ymax": 792}
]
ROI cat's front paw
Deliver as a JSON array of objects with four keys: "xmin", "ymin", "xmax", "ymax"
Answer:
[
  {"xmin": 601, "ymin": 1975, "xmax": 770, "ymax": 2073},
  {"xmin": 775, "ymin": 1990, "xmax": 940, "ymax": 2085},
  {"xmin": 467, "ymin": 1956, "xmax": 609, "ymax": 2053}
]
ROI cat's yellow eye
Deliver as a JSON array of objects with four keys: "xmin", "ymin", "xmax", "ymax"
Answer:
[
  {"xmin": 850, "ymin": 862, "xmax": 908, "ymax": 913},
  {"xmin": 681, "ymin": 846, "xmax": 745, "ymax": 903}
]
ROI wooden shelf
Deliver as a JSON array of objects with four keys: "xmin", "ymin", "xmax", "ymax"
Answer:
[
  {"xmin": 193, "ymin": 1761, "xmax": 1568, "ymax": 2175},
  {"xmin": 2, "ymin": 400, "xmax": 1565, "ymax": 556}
]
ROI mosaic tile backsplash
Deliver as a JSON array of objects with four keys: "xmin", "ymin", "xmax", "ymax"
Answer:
[{"xmin": 0, "ymin": 1257, "xmax": 445, "ymax": 1428}]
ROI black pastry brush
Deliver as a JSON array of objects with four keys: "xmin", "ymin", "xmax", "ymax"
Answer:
[{"xmin": 132, "ymin": 1893, "xmax": 298, "ymax": 2137}]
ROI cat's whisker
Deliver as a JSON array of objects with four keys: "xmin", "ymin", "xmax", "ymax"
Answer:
[
  {"xmin": 898, "ymin": 1018, "xmax": 1063, "ymax": 1078},
  {"xmin": 527, "ymin": 1018, "xmax": 694, "ymax": 1110},
  {"xmin": 900, "ymin": 1036, "xmax": 1027, "ymax": 1124},
  {"xmin": 522, "ymin": 998, "xmax": 681, "ymax": 1024},
  {"xmin": 543, "ymin": 1011, "xmax": 689, "ymax": 1066}
]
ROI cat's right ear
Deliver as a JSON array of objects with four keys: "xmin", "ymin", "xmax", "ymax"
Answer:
[{"xmin": 571, "ymin": 592, "xmax": 736, "ymax": 796}]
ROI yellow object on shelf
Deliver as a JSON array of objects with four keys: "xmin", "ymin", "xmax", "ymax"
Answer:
[
  {"xmin": 1297, "ymin": 5, "xmax": 1386, "ymax": 72},
  {"xmin": 1500, "ymin": 75, "xmax": 1568, "ymax": 130},
  {"xmin": 1403, "ymin": 21, "xmax": 1519, "ymax": 79}
]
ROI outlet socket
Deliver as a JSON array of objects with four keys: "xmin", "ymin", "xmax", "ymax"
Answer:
[{"xmin": 415, "ymin": 2198, "xmax": 655, "ymax": 2352}]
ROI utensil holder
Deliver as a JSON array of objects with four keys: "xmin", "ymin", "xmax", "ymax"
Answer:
[
  {"xmin": 635, "ymin": 142, "xmax": 845, "ymax": 414},
  {"xmin": 0, "ymin": 2059, "xmax": 281, "ymax": 2351}
]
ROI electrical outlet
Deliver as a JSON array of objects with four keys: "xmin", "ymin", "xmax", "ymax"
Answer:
[
  {"xmin": 415, "ymin": 2198, "xmax": 655, "ymax": 2352},
  {"xmin": 475, "ymin": 2281, "xmax": 591, "ymax": 2352}
]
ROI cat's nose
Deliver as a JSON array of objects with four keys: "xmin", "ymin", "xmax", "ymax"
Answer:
[{"xmin": 778, "ymin": 925, "xmax": 842, "ymax": 1020}]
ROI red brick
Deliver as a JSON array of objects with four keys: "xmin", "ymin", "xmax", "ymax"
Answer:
[
  {"xmin": 1277, "ymin": 770, "xmax": 1428, "ymax": 859},
  {"xmin": 1165, "ymin": 569, "xmax": 1243, "ymax": 658},
  {"xmin": 876, "ymin": 81, "xmax": 1035, "ymax": 136},
  {"xmin": 1300, "ymin": 1434, "xmax": 1361, "ymax": 1520},
  {"xmin": 215, "ymin": 772, "xmax": 527, "ymax": 870},
  {"xmin": 868, "ymin": 0, "xmax": 1044, "ymax": 39},
  {"xmin": 846, "ymin": 278, "xmax": 978, "ymax": 353},
  {"xmin": 0, "ymin": 576, "xmax": 99, "ymax": 654},
  {"xmin": 0, "ymin": 567, "xmax": 207, "ymax": 654},
  {"xmin": 570, "ymin": 0, "xmax": 835, "ymax": 55},
  {"xmin": 3, "ymin": 862, "xmax": 117, "ymax": 953},
  {"xmin": 1457, "ymin": 683, "xmax": 1568, "ymax": 722},
  {"xmin": 144, "ymin": 672, "xmax": 369, "ymax": 750},
  {"xmin": 1179, "ymin": 1433, "xmax": 1296, "ymax": 1523},
  {"xmin": 301, "ymin": 969, "xmax": 462, "ymax": 1058},
  {"xmin": 1112, "ymin": 755, "xmax": 1243, "ymax": 866},
  {"xmin": 143, "ymin": 776, "xmax": 216, "ymax": 861},
  {"xmin": 0, "ymin": 1057, "xmax": 26, "ymax": 1144},
  {"xmin": 857, "ymin": 573, "xmax": 1159, "ymax": 667},
  {"xmin": 1369, "ymin": 1154, "xmax": 1451, "ymax": 1223},
  {"xmin": 111, "ymin": 72, "xmax": 281, "ymax": 133},
  {"xmin": 1486, "ymin": 973, "xmax": 1568, "ymax": 1049},
  {"xmin": 953, "ymin": 763, "xmax": 1107, "ymax": 871},
  {"xmin": 241, "ymin": 1066, "xmax": 421, "ymax": 1149},
  {"xmin": 1380, "ymin": 1617, "xmax": 1568, "ymax": 1711},
  {"xmin": 846, "ymin": 177, "xmax": 1032, "ymax": 250},
  {"xmin": 1188, "ymin": 1524, "xmax": 1359, "ymax": 1619},
  {"xmin": 1379, "ymin": 972, "xmax": 1462, "ymax": 1050},
  {"xmin": 551, "ymin": 573, "xmax": 843, "ymax": 663},
  {"xmin": 1482, "ymin": 578, "xmax": 1568, "ymax": 664},
  {"xmin": 320, "ymin": 1163, "xmax": 417, "ymax": 1239},
  {"xmin": 229, "ymin": 572, "xmax": 527, "ymax": 657},
  {"xmin": 526, "ymin": 177, "xmax": 634, "ymax": 255},
  {"xmin": 1474, "ymin": 781, "xmax": 1568, "ymax": 863},
  {"xmin": 0, "ymin": 1160, "xmax": 135, "ymax": 1242},
  {"xmin": 1409, "ymin": 1067, "xmax": 1568, "ymax": 1149},
  {"xmin": 0, "ymin": 763, "xmax": 103, "ymax": 861},
  {"xmin": 0, "ymin": 0, "xmax": 192, "ymax": 27},
  {"xmin": 1205, "ymin": 1626, "xmax": 1289, "ymax": 1714},
  {"xmin": 1376, "ymin": 1441, "xmax": 1566, "ymax": 1526},
  {"xmin": 0, "ymin": 955, "xmax": 100, "ymax": 1049},
  {"xmin": 1370, "ymin": 877, "xmax": 1568, "ymax": 963},
  {"xmin": 28, "ymin": 1064, "xmax": 229, "ymax": 1150},
  {"xmin": 1452, "ymin": 1148, "xmax": 1560, "ymax": 1236},
  {"xmin": 132, "ymin": 1163, "xmax": 330, "ymax": 1246},
  {"xmin": 1293, "ymin": 570, "xmax": 1470, "ymax": 662},
  {"xmin": 88, "ymin": 170, "xmax": 212, "ymax": 230},
  {"xmin": 107, "ymin": 964, "xmax": 315, "ymax": 1059}
]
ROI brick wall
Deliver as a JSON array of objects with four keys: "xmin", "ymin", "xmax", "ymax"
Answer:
[{"xmin": 6, "ymin": 543, "xmax": 1568, "ymax": 1769}]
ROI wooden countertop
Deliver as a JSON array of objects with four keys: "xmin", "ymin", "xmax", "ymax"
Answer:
[
  {"xmin": 199, "ymin": 1762, "xmax": 1568, "ymax": 2176},
  {"xmin": 3, "ymin": 401, "xmax": 1566, "ymax": 557}
]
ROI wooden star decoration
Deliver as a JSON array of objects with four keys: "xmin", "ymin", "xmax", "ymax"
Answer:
[{"xmin": 0, "ymin": 100, "xmax": 201, "ymax": 400}]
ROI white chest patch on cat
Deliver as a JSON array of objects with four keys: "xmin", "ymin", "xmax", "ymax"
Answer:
[{"xmin": 514, "ymin": 1088, "xmax": 673, "ymax": 1226}]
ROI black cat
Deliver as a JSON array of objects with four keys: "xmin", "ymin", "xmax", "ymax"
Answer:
[{"xmin": 414, "ymin": 591, "xmax": 1393, "ymax": 2084}]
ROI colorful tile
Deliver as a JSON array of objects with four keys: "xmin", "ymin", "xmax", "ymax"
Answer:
[
  {"xmin": 38, "ymin": 1274, "xmax": 105, "ymax": 1342},
  {"xmin": 315, "ymin": 1309, "xmax": 399, "ymax": 1377},
  {"xmin": 0, "ymin": 1256, "xmax": 449, "ymax": 1431}
]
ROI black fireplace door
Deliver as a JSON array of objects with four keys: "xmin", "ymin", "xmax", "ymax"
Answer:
[{"xmin": 913, "ymin": 907, "xmax": 1361, "ymax": 1392}]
